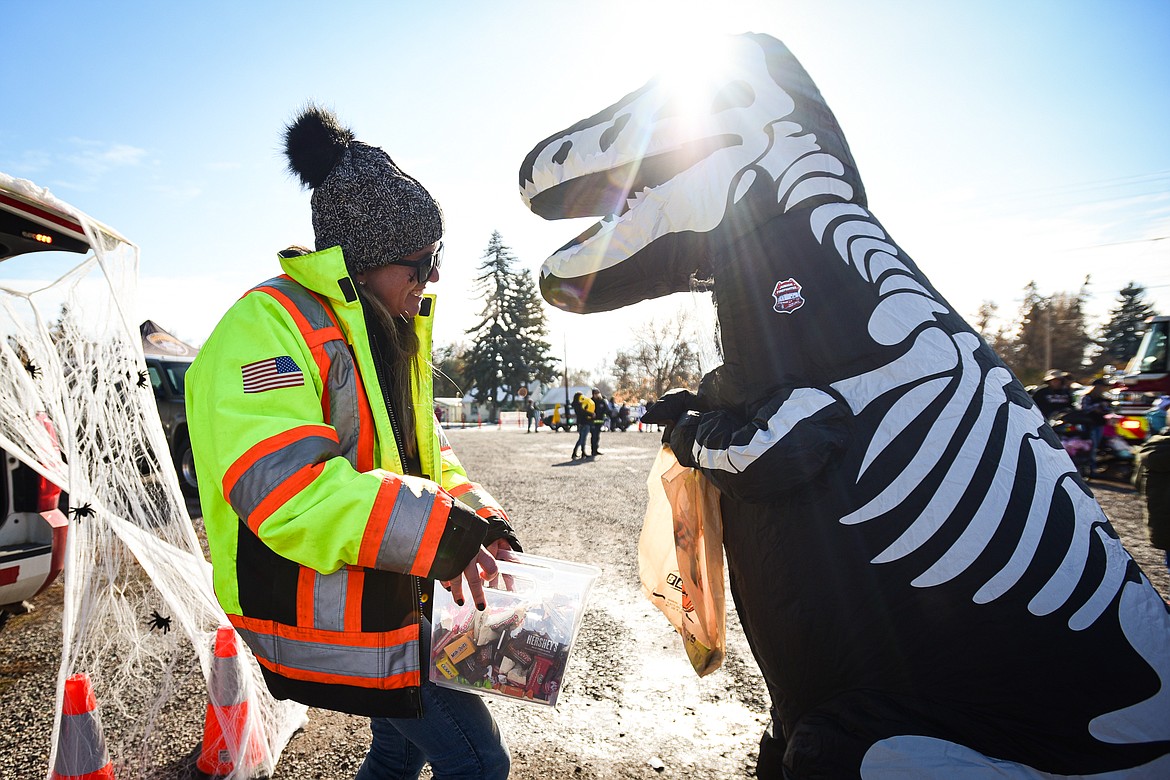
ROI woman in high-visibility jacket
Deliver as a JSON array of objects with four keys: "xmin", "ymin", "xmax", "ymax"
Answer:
[{"xmin": 186, "ymin": 105, "xmax": 516, "ymax": 780}]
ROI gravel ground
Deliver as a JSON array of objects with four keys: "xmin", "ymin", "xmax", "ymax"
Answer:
[{"xmin": 0, "ymin": 425, "xmax": 1166, "ymax": 779}]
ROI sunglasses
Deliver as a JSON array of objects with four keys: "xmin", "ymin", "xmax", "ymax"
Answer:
[{"xmin": 388, "ymin": 241, "xmax": 444, "ymax": 281}]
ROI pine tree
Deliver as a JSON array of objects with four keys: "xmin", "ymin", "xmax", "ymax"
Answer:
[
  {"xmin": 463, "ymin": 231, "xmax": 555, "ymax": 411},
  {"xmin": 1008, "ymin": 281, "xmax": 1048, "ymax": 383},
  {"xmin": 1006, "ymin": 280, "xmax": 1094, "ymax": 384},
  {"xmin": 1045, "ymin": 280, "xmax": 1093, "ymax": 377},
  {"xmin": 1094, "ymin": 283, "xmax": 1159, "ymax": 372}
]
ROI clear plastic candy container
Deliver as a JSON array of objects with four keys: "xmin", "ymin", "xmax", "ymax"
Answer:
[{"xmin": 429, "ymin": 550, "xmax": 600, "ymax": 707}]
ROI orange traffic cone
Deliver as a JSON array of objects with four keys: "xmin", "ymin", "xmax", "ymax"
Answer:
[
  {"xmin": 197, "ymin": 626, "xmax": 269, "ymax": 777},
  {"xmin": 51, "ymin": 672, "xmax": 115, "ymax": 780}
]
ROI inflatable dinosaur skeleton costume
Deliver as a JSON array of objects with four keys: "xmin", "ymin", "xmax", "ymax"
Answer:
[{"xmin": 520, "ymin": 33, "xmax": 1170, "ymax": 778}]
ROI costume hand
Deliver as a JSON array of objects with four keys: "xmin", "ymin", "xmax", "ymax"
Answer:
[
  {"xmin": 641, "ymin": 388, "xmax": 699, "ymax": 425},
  {"xmin": 667, "ymin": 411, "xmax": 702, "ymax": 469}
]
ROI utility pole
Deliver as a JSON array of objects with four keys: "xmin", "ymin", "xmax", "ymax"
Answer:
[{"xmin": 1044, "ymin": 307, "xmax": 1051, "ymax": 371}]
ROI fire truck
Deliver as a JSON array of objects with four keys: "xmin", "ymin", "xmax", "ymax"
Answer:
[{"xmin": 1113, "ymin": 314, "xmax": 1170, "ymax": 441}]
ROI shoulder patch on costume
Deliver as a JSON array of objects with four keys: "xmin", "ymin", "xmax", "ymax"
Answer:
[{"xmin": 772, "ymin": 278, "xmax": 805, "ymax": 314}]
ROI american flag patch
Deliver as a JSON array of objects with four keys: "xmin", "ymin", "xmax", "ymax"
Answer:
[{"xmin": 241, "ymin": 356, "xmax": 304, "ymax": 393}]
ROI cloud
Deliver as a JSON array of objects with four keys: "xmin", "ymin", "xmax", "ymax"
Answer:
[
  {"xmin": 146, "ymin": 183, "xmax": 203, "ymax": 201},
  {"xmin": 62, "ymin": 139, "xmax": 149, "ymax": 176}
]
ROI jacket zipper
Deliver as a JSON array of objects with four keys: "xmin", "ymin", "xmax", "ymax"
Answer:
[{"xmin": 366, "ymin": 313, "xmax": 425, "ymax": 716}]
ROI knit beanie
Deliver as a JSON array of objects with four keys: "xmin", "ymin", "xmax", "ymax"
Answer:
[{"xmin": 283, "ymin": 104, "xmax": 444, "ymax": 274}]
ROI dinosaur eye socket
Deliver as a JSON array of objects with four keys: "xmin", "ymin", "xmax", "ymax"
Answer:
[
  {"xmin": 553, "ymin": 140, "xmax": 573, "ymax": 165},
  {"xmin": 599, "ymin": 114, "xmax": 631, "ymax": 153},
  {"xmin": 710, "ymin": 81, "xmax": 754, "ymax": 113}
]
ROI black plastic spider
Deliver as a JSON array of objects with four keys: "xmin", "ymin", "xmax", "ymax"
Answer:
[
  {"xmin": 23, "ymin": 358, "xmax": 40, "ymax": 380},
  {"xmin": 136, "ymin": 369, "xmax": 149, "ymax": 389},
  {"xmin": 144, "ymin": 610, "xmax": 172, "ymax": 634},
  {"xmin": 69, "ymin": 503, "xmax": 95, "ymax": 520}
]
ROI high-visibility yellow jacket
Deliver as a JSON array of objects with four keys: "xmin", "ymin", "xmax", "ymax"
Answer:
[{"xmin": 186, "ymin": 246, "xmax": 515, "ymax": 718}]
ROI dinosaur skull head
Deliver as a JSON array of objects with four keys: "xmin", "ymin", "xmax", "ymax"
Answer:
[{"xmin": 519, "ymin": 32, "xmax": 865, "ymax": 313}]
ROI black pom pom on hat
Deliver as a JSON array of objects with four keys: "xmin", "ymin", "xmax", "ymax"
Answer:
[
  {"xmin": 284, "ymin": 104, "xmax": 354, "ymax": 189},
  {"xmin": 281, "ymin": 103, "xmax": 444, "ymax": 274}
]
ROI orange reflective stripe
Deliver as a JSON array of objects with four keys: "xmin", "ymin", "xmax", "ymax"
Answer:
[
  {"xmin": 251, "ymin": 659, "xmax": 418, "ymax": 690},
  {"xmin": 345, "ymin": 569, "xmax": 365, "ymax": 631},
  {"xmin": 223, "ymin": 424, "xmax": 337, "ymax": 500},
  {"xmin": 411, "ymin": 491, "xmax": 451, "ymax": 577},
  {"xmin": 247, "ymin": 461, "xmax": 326, "ymax": 535},
  {"xmin": 254, "ymin": 280, "xmax": 344, "ymax": 420},
  {"xmin": 251, "ymin": 278, "xmax": 314, "ymax": 336},
  {"xmin": 228, "ymin": 614, "xmax": 420, "ymax": 689},
  {"xmin": 354, "ymin": 372, "xmax": 376, "ymax": 473},
  {"xmin": 297, "ymin": 567, "xmax": 317, "ymax": 628},
  {"xmin": 447, "ymin": 482, "xmax": 473, "ymax": 498},
  {"xmin": 303, "ymin": 290, "xmax": 345, "ymax": 423},
  {"xmin": 358, "ymin": 477, "xmax": 399, "ymax": 569}
]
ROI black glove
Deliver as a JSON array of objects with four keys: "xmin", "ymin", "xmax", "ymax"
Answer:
[
  {"xmin": 667, "ymin": 411, "xmax": 702, "ymax": 469},
  {"xmin": 483, "ymin": 511, "xmax": 523, "ymax": 552},
  {"xmin": 427, "ymin": 501, "xmax": 490, "ymax": 582},
  {"xmin": 642, "ymin": 388, "xmax": 699, "ymax": 425}
]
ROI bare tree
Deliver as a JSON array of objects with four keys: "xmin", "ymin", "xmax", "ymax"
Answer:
[{"xmin": 612, "ymin": 312, "xmax": 702, "ymax": 402}]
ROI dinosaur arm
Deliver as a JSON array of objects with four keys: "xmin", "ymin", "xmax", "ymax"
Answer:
[{"xmin": 669, "ymin": 386, "xmax": 851, "ymax": 502}]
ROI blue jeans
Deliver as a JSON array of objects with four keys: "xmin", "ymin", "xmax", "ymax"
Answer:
[
  {"xmin": 355, "ymin": 620, "xmax": 510, "ymax": 780},
  {"xmin": 574, "ymin": 424, "xmax": 589, "ymax": 456}
]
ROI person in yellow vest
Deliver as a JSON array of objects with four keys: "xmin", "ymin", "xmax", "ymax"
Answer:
[{"xmin": 186, "ymin": 105, "xmax": 517, "ymax": 780}]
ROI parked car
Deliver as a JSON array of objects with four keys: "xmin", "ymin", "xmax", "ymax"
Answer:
[{"xmin": 141, "ymin": 320, "xmax": 199, "ymax": 497}]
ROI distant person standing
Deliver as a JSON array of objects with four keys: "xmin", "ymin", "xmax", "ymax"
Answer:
[
  {"xmin": 525, "ymin": 397, "xmax": 537, "ymax": 432},
  {"xmin": 1080, "ymin": 378, "xmax": 1113, "ymax": 474},
  {"xmin": 636, "ymin": 400, "xmax": 652, "ymax": 432},
  {"xmin": 1031, "ymin": 370, "xmax": 1073, "ymax": 420},
  {"xmin": 589, "ymin": 388, "xmax": 609, "ymax": 457},
  {"xmin": 1133, "ymin": 424, "xmax": 1170, "ymax": 578},
  {"xmin": 571, "ymin": 391, "xmax": 594, "ymax": 460}
]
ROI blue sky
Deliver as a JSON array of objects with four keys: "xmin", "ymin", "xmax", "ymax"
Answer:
[{"xmin": 3, "ymin": 0, "xmax": 1168, "ymax": 375}]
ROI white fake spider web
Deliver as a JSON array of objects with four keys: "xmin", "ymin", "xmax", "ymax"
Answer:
[{"xmin": 0, "ymin": 173, "xmax": 305, "ymax": 778}]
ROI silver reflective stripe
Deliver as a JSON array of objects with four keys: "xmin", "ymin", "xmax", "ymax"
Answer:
[
  {"xmin": 263, "ymin": 278, "xmax": 362, "ymax": 466},
  {"xmin": 229, "ymin": 434, "xmax": 340, "ymax": 520},
  {"xmin": 324, "ymin": 340, "xmax": 361, "ymax": 466},
  {"xmin": 376, "ymin": 476, "xmax": 439, "ymax": 572},
  {"xmin": 452, "ymin": 485, "xmax": 491, "ymax": 514},
  {"xmin": 54, "ymin": 710, "xmax": 110, "ymax": 777},
  {"xmin": 210, "ymin": 651, "xmax": 246, "ymax": 707},
  {"xmin": 264, "ymin": 276, "xmax": 335, "ymax": 331},
  {"xmin": 235, "ymin": 626, "xmax": 420, "ymax": 680},
  {"xmin": 313, "ymin": 569, "xmax": 349, "ymax": 631}
]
